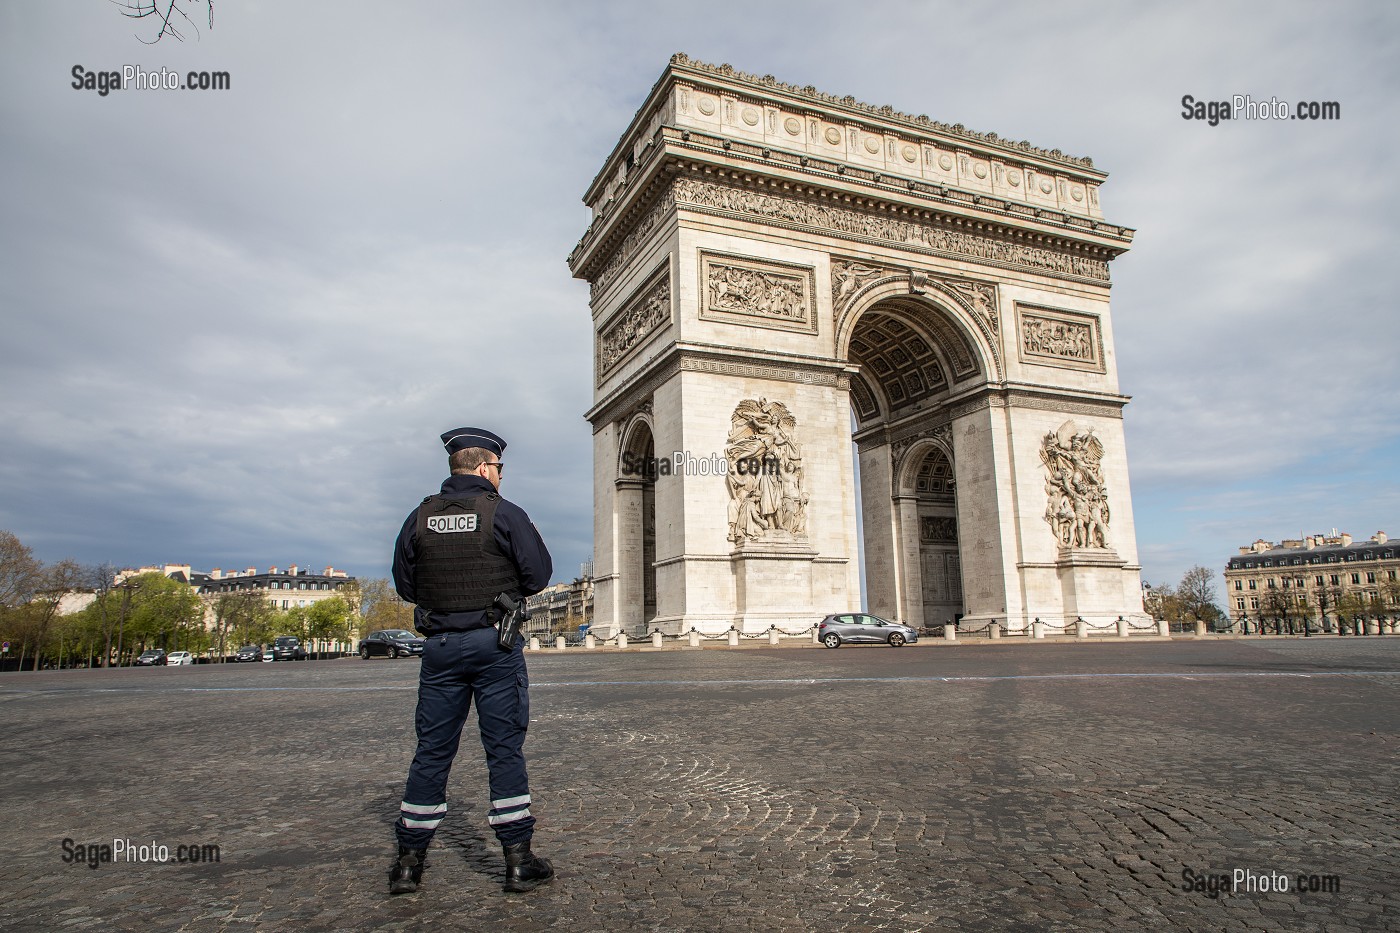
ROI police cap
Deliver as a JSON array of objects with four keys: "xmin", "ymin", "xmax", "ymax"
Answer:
[{"xmin": 440, "ymin": 427, "xmax": 506, "ymax": 457}]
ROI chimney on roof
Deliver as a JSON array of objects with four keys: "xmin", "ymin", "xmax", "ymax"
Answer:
[
  {"xmin": 210, "ymin": 568, "xmax": 223, "ymax": 580},
  {"xmin": 289, "ymin": 564, "xmax": 299, "ymax": 576},
  {"xmin": 269, "ymin": 566, "xmax": 279, "ymax": 575},
  {"xmin": 1373, "ymin": 531, "xmax": 1388, "ymax": 544},
  {"xmin": 1340, "ymin": 533, "xmax": 1352, "ymax": 547},
  {"xmin": 324, "ymin": 566, "xmax": 334, "ymax": 576},
  {"xmin": 246, "ymin": 567, "xmax": 257, "ymax": 576}
]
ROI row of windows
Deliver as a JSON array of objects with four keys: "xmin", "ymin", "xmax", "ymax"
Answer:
[
  {"xmin": 1237, "ymin": 591, "xmax": 1384, "ymax": 612},
  {"xmin": 211, "ymin": 580, "xmax": 340, "ymax": 592},
  {"xmin": 1234, "ymin": 549, "xmax": 1398, "ymax": 570},
  {"xmin": 1234, "ymin": 570, "xmax": 1394, "ymax": 591}
]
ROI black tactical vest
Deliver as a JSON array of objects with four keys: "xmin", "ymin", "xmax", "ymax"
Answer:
[{"xmin": 413, "ymin": 493, "xmax": 520, "ymax": 613}]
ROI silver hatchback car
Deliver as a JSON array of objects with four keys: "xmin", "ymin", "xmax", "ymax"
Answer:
[{"xmin": 818, "ymin": 613, "xmax": 919, "ymax": 648}]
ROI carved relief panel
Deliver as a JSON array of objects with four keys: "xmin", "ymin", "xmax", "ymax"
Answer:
[
  {"xmin": 1017, "ymin": 304, "xmax": 1105, "ymax": 373},
  {"xmin": 699, "ymin": 252, "xmax": 817, "ymax": 334},
  {"xmin": 596, "ymin": 264, "xmax": 672, "ymax": 384}
]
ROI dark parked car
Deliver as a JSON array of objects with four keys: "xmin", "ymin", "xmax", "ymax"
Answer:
[
  {"xmin": 235, "ymin": 645, "xmax": 262, "ymax": 663},
  {"xmin": 271, "ymin": 636, "xmax": 308, "ymax": 661},
  {"xmin": 359, "ymin": 630, "xmax": 425, "ymax": 659},
  {"xmin": 818, "ymin": 613, "xmax": 919, "ymax": 648},
  {"xmin": 134, "ymin": 649, "xmax": 167, "ymax": 666}
]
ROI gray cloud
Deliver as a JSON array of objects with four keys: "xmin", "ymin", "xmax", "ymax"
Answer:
[{"xmin": 1, "ymin": 1, "xmax": 1395, "ymax": 597}]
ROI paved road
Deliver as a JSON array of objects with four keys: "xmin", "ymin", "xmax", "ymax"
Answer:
[{"xmin": 1, "ymin": 638, "xmax": 1396, "ymax": 932}]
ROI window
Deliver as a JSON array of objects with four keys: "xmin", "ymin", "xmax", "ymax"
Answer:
[
  {"xmin": 1315, "ymin": 576, "xmax": 1324, "ymax": 587},
  {"xmin": 1234, "ymin": 580, "xmax": 1243, "ymax": 591},
  {"xmin": 1390, "ymin": 570, "xmax": 1397, "ymax": 581},
  {"xmin": 1249, "ymin": 596, "xmax": 1259, "ymax": 609},
  {"xmin": 1366, "ymin": 572, "xmax": 1376, "ymax": 584},
  {"xmin": 1296, "ymin": 577, "xmax": 1305, "ymax": 587},
  {"xmin": 1351, "ymin": 573, "xmax": 1360, "ymax": 585},
  {"xmin": 1330, "ymin": 575, "xmax": 1339, "ymax": 585},
  {"xmin": 1282, "ymin": 579, "xmax": 1290, "ymax": 589},
  {"xmin": 1267, "ymin": 578, "xmax": 1276, "ymax": 588},
  {"xmin": 1248, "ymin": 579, "xmax": 1257, "ymax": 590},
  {"xmin": 1236, "ymin": 598, "xmax": 1245, "ymax": 610}
]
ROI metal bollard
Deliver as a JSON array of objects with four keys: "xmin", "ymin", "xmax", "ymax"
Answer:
[
  {"xmin": 768, "ymin": 628, "xmax": 781, "ymax": 645},
  {"xmin": 528, "ymin": 636, "xmax": 540, "ymax": 651},
  {"xmin": 618, "ymin": 632, "xmax": 628, "ymax": 648},
  {"xmin": 989, "ymin": 622, "xmax": 1000, "ymax": 639},
  {"xmin": 554, "ymin": 636, "xmax": 566, "ymax": 650},
  {"xmin": 1032, "ymin": 621, "xmax": 1045, "ymax": 639},
  {"xmin": 728, "ymin": 630, "xmax": 739, "ymax": 647},
  {"xmin": 688, "ymin": 630, "xmax": 700, "ymax": 648},
  {"xmin": 1117, "ymin": 618, "xmax": 1130, "ymax": 638},
  {"xmin": 1157, "ymin": 619, "xmax": 1170, "ymax": 637},
  {"xmin": 584, "ymin": 634, "xmax": 596, "ymax": 649},
  {"xmin": 1076, "ymin": 620, "xmax": 1088, "ymax": 639},
  {"xmin": 943, "ymin": 623, "xmax": 956, "ymax": 642},
  {"xmin": 651, "ymin": 631, "xmax": 663, "ymax": 648}
]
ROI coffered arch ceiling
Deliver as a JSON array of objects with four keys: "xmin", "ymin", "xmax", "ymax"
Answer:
[{"xmin": 846, "ymin": 296, "xmax": 984, "ymax": 426}]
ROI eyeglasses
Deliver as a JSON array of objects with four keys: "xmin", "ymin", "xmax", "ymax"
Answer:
[{"xmin": 483, "ymin": 461, "xmax": 504, "ymax": 474}]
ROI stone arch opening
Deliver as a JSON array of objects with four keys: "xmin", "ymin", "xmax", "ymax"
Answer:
[
  {"xmin": 617, "ymin": 416, "xmax": 657, "ymax": 633},
  {"xmin": 845, "ymin": 292, "xmax": 989, "ymax": 629},
  {"xmin": 902, "ymin": 443, "xmax": 963, "ymax": 628}
]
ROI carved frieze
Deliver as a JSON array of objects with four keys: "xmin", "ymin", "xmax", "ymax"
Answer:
[
  {"xmin": 675, "ymin": 177, "xmax": 1110, "ymax": 283},
  {"xmin": 725, "ymin": 398, "xmax": 808, "ymax": 545},
  {"xmin": 1040, "ymin": 420, "xmax": 1111, "ymax": 550},
  {"xmin": 699, "ymin": 252, "xmax": 817, "ymax": 334},
  {"xmin": 1017, "ymin": 305, "xmax": 1104, "ymax": 373},
  {"xmin": 597, "ymin": 266, "xmax": 672, "ymax": 383},
  {"xmin": 921, "ymin": 516, "xmax": 958, "ymax": 544}
]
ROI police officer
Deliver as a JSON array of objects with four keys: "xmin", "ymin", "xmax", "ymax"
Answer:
[{"xmin": 388, "ymin": 427, "xmax": 555, "ymax": 895}]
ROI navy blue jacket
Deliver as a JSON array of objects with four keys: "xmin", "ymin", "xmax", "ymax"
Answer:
[{"xmin": 393, "ymin": 474, "xmax": 553, "ymax": 634}]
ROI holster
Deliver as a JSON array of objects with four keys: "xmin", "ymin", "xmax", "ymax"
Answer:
[{"xmin": 493, "ymin": 592, "xmax": 528, "ymax": 651}]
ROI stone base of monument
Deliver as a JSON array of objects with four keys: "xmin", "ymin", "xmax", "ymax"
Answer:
[
  {"xmin": 1053, "ymin": 547, "xmax": 1141, "ymax": 625},
  {"xmin": 729, "ymin": 536, "xmax": 819, "ymax": 632}
]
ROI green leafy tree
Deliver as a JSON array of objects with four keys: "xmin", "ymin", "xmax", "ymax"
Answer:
[
  {"xmin": 307, "ymin": 596, "xmax": 353, "ymax": 652},
  {"xmin": 360, "ymin": 578, "xmax": 413, "ymax": 637}
]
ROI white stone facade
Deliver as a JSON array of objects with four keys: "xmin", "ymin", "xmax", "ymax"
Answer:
[{"xmin": 571, "ymin": 55, "xmax": 1149, "ymax": 636}]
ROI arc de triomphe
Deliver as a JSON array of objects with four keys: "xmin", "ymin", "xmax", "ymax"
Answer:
[{"xmin": 570, "ymin": 55, "xmax": 1149, "ymax": 637}]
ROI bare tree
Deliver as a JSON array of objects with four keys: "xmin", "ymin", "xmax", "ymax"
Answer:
[
  {"xmin": 110, "ymin": 0, "xmax": 213, "ymax": 44},
  {"xmin": 1176, "ymin": 565, "xmax": 1225, "ymax": 630},
  {"xmin": 0, "ymin": 531, "xmax": 41, "ymax": 609}
]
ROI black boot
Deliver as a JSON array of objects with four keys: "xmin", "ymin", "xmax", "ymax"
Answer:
[
  {"xmin": 502, "ymin": 839, "xmax": 554, "ymax": 893},
  {"xmin": 388, "ymin": 846, "xmax": 427, "ymax": 895}
]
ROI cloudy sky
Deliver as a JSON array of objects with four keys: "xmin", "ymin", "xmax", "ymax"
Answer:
[{"xmin": 2, "ymin": 1, "xmax": 1395, "ymax": 599}]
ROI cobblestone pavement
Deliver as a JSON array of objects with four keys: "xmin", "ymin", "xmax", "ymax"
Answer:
[{"xmin": 1, "ymin": 638, "xmax": 1397, "ymax": 932}]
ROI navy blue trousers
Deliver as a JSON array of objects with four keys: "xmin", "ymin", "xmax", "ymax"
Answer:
[{"xmin": 396, "ymin": 627, "xmax": 535, "ymax": 848}]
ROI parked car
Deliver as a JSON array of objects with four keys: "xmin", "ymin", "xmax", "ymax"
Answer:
[
  {"xmin": 271, "ymin": 636, "xmax": 308, "ymax": 661},
  {"xmin": 235, "ymin": 645, "xmax": 262, "ymax": 663},
  {"xmin": 167, "ymin": 651, "xmax": 194, "ymax": 666},
  {"xmin": 359, "ymin": 629, "xmax": 426, "ymax": 659},
  {"xmin": 818, "ymin": 613, "xmax": 919, "ymax": 648},
  {"xmin": 261, "ymin": 648, "xmax": 274, "ymax": 662},
  {"xmin": 134, "ymin": 649, "xmax": 167, "ymax": 666}
]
